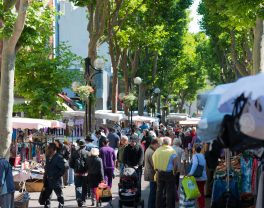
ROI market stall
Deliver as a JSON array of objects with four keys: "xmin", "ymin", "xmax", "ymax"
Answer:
[
  {"xmin": 11, "ymin": 117, "xmax": 66, "ymax": 192},
  {"xmin": 197, "ymin": 73, "xmax": 264, "ymax": 208}
]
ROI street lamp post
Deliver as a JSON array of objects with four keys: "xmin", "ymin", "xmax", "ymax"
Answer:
[
  {"xmin": 134, "ymin": 77, "xmax": 143, "ymax": 116},
  {"xmin": 154, "ymin": 87, "xmax": 161, "ymax": 115},
  {"xmin": 84, "ymin": 57, "xmax": 104, "ymax": 135}
]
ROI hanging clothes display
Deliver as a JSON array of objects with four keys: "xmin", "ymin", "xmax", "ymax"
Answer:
[{"xmin": 241, "ymin": 155, "xmax": 253, "ymax": 193}]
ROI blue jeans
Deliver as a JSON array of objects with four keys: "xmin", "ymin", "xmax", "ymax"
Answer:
[
  {"xmin": 68, "ymin": 168, "xmax": 74, "ymax": 185},
  {"xmin": 74, "ymin": 176, "xmax": 87, "ymax": 202},
  {"xmin": 119, "ymin": 163, "xmax": 124, "ymax": 175},
  {"xmin": 148, "ymin": 181, "xmax": 156, "ymax": 208}
]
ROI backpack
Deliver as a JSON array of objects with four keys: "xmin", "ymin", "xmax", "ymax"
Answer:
[{"xmin": 74, "ymin": 150, "xmax": 87, "ymax": 173}]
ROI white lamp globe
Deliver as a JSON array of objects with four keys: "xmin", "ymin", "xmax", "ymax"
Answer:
[
  {"xmin": 134, "ymin": 77, "xmax": 142, "ymax": 85},
  {"xmin": 94, "ymin": 58, "xmax": 105, "ymax": 69},
  {"xmin": 119, "ymin": 93, "xmax": 126, "ymax": 100},
  {"xmin": 154, "ymin": 88, "xmax": 161, "ymax": 94}
]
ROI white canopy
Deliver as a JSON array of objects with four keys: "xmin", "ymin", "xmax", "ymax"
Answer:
[
  {"xmin": 62, "ymin": 111, "xmax": 85, "ymax": 118},
  {"xmin": 129, "ymin": 115, "xmax": 158, "ymax": 123},
  {"xmin": 62, "ymin": 110, "xmax": 127, "ymax": 122},
  {"xmin": 179, "ymin": 118, "xmax": 200, "ymax": 126},
  {"xmin": 218, "ymin": 73, "xmax": 264, "ymax": 112},
  {"xmin": 12, "ymin": 117, "xmax": 66, "ymax": 130},
  {"xmin": 95, "ymin": 110, "xmax": 127, "ymax": 122},
  {"xmin": 167, "ymin": 113, "xmax": 188, "ymax": 121}
]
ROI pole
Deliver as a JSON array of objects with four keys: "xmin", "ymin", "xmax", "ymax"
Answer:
[
  {"xmin": 88, "ymin": 95, "xmax": 92, "ymax": 133},
  {"xmin": 85, "ymin": 102, "xmax": 88, "ymax": 136},
  {"xmin": 130, "ymin": 108, "xmax": 133, "ymax": 130}
]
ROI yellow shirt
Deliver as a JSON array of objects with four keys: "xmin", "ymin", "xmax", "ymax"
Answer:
[{"xmin": 152, "ymin": 145, "xmax": 176, "ymax": 172}]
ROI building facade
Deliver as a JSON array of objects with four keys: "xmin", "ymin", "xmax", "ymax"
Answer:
[{"xmin": 54, "ymin": 0, "xmax": 112, "ymax": 110}]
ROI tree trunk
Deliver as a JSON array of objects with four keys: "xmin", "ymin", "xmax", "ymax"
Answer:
[
  {"xmin": 157, "ymin": 94, "xmax": 161, "ymax": 114},
  {"xmin": 86, "ymin": 1, "xmax": 107, "ymax": 133},
  {"xmin": 152, "ymin": 51, "xmax": 158, "ymax": 80},
  {"xmin": 253, "ymin": 17, "xmax": 264, "ymax": 74},
  {"xmin": 0, "ymin": 44, "xmax": 16, "ymax": 158},
  {"xmin": 138, "ymin": 84, "xmax": 145, "ymax": 116},
  {"xmin": 109, "ymin": 37, "xmax": 119, "ymax": 113}
]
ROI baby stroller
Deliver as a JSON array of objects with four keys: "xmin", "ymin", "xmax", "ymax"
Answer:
[{"xmin": 118, "ymin": 168, "xmax": 144, "ymax": 208}]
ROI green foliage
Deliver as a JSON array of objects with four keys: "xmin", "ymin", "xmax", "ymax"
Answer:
[
  {"xmin": 14, "ymin": 43, "xmax": 82, "ymax": 119},
  {"xmin": 198, "ymin": 0, "xmax": 258, "ymax": 80}
]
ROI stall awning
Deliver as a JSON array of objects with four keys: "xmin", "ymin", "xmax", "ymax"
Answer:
[
  {"xmin": 167, "ymin": 113, "xmax": 188, "ymax": 121},
  {"xmin": 179, "ymin": 118, "xmax": 200, "ymax": 126},
  {"xmin": 12, "ymin": 117, "xmax": 66, "ymax": 130}
]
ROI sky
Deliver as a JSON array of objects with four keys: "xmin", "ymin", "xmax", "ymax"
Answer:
[{"xmin": 189, "ymin": 0, "xmax": 202, "ymax": 33}]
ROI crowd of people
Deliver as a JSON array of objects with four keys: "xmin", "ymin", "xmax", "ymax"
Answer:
[{"xmin": 0, "ymin": 122, "xmax": 209, "ymax": 208}]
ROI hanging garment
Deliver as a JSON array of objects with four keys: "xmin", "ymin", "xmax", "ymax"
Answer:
[
  {"xmin": 256, "ymin": 172, "xmax": 264, "ymax": 208},
  {"xmin": 251, "ymin": 158, "xmax": 258, "ymax": 194},
  {"xmin": 241, "ymin": 156, "xmax": 253, "ymax": 193},
  {"xmin": 211, "ymin": 177, "xmax": 239, "ymax": 203}
]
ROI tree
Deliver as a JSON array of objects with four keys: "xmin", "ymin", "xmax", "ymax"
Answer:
[
  {"xmin": 0, "ymin": 1, "xmax": 57, "ymax": 157},
  {"xmin": 14, "ymin": 44, "xmax": 81, "ymax": 119},
  {"xmin": 199, "ymin": 0, "xmax": 264, "ymax": 77},
  {"xmin": 0, "ymin": 0, "xmax": 29, "ymax": 158},
  {"xmin": 69, "ymin": 0, "xmax": 108, "ymax": 133}
]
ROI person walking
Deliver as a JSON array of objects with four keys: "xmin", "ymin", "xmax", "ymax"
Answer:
[
  {"xmin": 43, "ymin": 143, "xmax": 67, "ymax": 208},
  {"xmin": 172, "ymin": 138, "xmax": 187, "ymax": 201},
  {"xmin": 123, "ymin": 135, "xmax": 144, "ymax": 196},
  {"xmin": 69, "ymin": 139, "xmax": 89, "ymax": 207},
  {"xmin": 87, "ymin": 148, "xmax": 104, "ymax": 206},
  {"xmin": 0, "ymin": 157, "xmax": 15, "ymax": 208},
  {"xmin": 117, "ymin": 135, "xmax": 129, "ymax": 175},
  {"xmin": 99, "ymin": 139, "xmax": 116, "ymax": 188},
  {"xmin": 152, "ymin": 137, "xmax": 179, "ymax": 208},
  {"xmin": 141, "ymin": 129, "xmax": 153, "ymax": 152},
  {"xmin": 107, "ymin": 127, "xmax": 120, "ymax": 157},
  {"xmin": 85, "ymin": 135, "xmax": 98, "ymax": 152},
  {"xmin": 144, "ymin": 139, "xmax": 160, "ymax": 208},
  {"xmin": 187, "ymin": 144, "xmax": 207, "ymax": 208}
]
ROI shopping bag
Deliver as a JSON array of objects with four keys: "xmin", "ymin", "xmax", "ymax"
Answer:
[
  {"xmin": 179, "ymin": 186, "xmax": 195, "ymax": 208},
  {"xmin": 181, "ymin": 176, "xmax": 200, "ymax": 200},
  {"xmin": 95, "ymin": 182, "xmax": 112, "ymax": 202}
]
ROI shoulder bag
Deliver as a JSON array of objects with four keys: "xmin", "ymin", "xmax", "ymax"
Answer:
[{"xmin": 186, "ymin": 155, "xmax": 204, "ymax": 178}]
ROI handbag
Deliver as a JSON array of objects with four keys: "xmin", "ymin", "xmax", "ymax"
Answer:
[
  {"xmin": 239, "ymin": 98, "xmax": 264, "ymax": 140},
  {"xmin": 39, "ymin": 187, "xmax": 49, "ymax": 205},
  {"xmin": 38, "ymin": 181, "xmax": 49, "ymax": 205},
  {"xmin": 186, "ymin": 155, "xmax": 204, "ymax": 178},
  {"xmin": 218, "ymin": 94, "xmax": 264, "ymax": 152},
  {"xmin": 181, "ymin": 176, "xmax": 201, "ymax": 200}
]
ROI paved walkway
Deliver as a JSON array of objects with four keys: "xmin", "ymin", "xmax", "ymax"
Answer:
[
  {"xmin": 26, "ymin": 176, "xmax": 149, "ymax": 208},
  {"xmin": 24, "ymin": 174, "xmax": 210, "ymax": 208}
]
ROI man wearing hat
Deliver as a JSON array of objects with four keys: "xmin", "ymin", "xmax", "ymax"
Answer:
[
  {"xmin": 69, "ymin": 139, "xmax": 89, "ymax": 207},
  {"xmin": 85, "ymin": 135, "xmax": 98, "ymax": 153}
]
